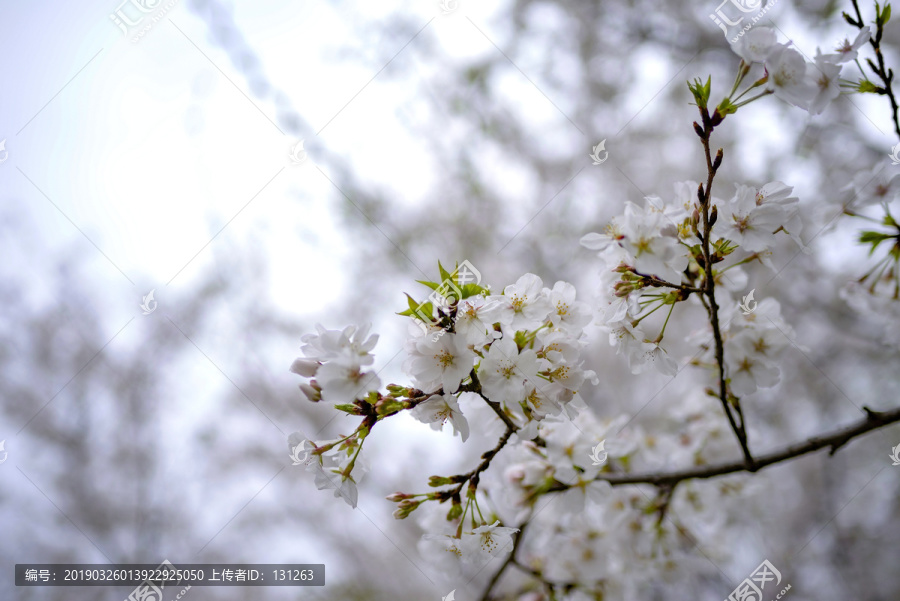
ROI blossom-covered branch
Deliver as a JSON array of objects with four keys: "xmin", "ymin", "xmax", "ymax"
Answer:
[{"xmin": 551, "ymin": 405, "xmax": 900, "ymax": 489}]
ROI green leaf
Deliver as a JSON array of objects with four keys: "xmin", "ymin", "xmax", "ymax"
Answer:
[
  {"xmin": 859, "ymin": 230, "xmax": 893, "ymax": 255},
  {"xmin": 459, "ymin": 283, "xmax": 486, "ymax": 299},
  {"xmin": 716, "ymin": 97, "xmax": 738, "ymax": 116},
  {"xmin": 415, "ymin": 279, "xmax": 440, "ymax": 291},
  {"xmin": 397, "ymin": 293, "xmax": 420, "ymax": 317},
  {"xmin": 687, "ymin": 76, "xmax": 711, "ymax": 110},
  {"xmin": 334, "ymin": 403, "xmax": 363, "ymax": 415},
  {"xmin": 437, "ymin": 261, "xmax": 453, "ymax": 284},
  {"xmin": 858, "ymin": 79, "xmax": 880, "ymax": 93},
  {"xmin": 397, "ymin": 294, "xmax": 433, "ymax": 322},
  {"xmin": 877, "ymin": 2, "xmax": 892, "ymax": 26}
]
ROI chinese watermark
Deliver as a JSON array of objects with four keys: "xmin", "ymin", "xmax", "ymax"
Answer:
[
  {"xmin": 125, "ymin": 559, "xmax": 191, "ymax": 601},
  {"xmin": 890, "ymin": 444, "xmax": 900, "ymax": 466},
  {"xmin": 739, "ymin": 289, "xmax": 757, "ymax": 315},
  {"xmin": 0, "ymin": 139, "xmax": 8, "ymax": 163},
  {"xmin": 590, "ymin": 140, "xmax": 608, "ymax": 165},
  {"xmin": 889, "ymin": 143, "xmax": 900, "ymax": 166},
  {"xmin": 288, "ymin": 140, "xmax": 308, "ymax": 165},
  {"xmin": 410, "ymin": 260, "xmax": 484, "ymax": 341},
  {"xmin": 141, "ymin": 290, "xmax": 157, "ymax": 315},
  {"xmin": 589, "ymin": 440, "xmax": 608, "ymax": 466},
  {"xmin": 442, "ymin": 590, "xmax": 456, "ymax": 601},
  {"xmin": 0, "ymin": 440, "xmax": 7, "ymax": 465},
  {"xmin": 725, "ymin": 559, "xmax": 790, "ymax": 601},
  {"xmin": 438, "ymin": 0, "xmax": 459, "ymax": 15}
]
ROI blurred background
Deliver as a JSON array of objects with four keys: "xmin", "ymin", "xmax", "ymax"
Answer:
[{"xmin": 1, "ymin": 0, "xmax": 900, "ymax": 599}]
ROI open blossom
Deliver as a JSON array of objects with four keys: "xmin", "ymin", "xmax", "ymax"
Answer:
[
  {"xmin": 726, "ymin": 332, "xmax": 782, "ymax": 395},
  {"xmin": 765, "ymin": 45, "xmax": 817, "ymax": 110},
  {"xmin": 846, "ymin": 167, "xmax": 900, "ymax": 208},
  {"xmin": 299, "ymin": 323, "xmax": 378, "ymax": 365},
  {"xmin": 454, "ymin": 294, "xmax": 498, "ymax": 344},
  {"xmin": 719, "ymin": 182, "xmax": 800, "ymax": 252},
  {"xmin": 821, "ymin": 26, "xmax": 871, "ymax": 63},
  {"xmin": 485, "ymin": 273, "xmax": 553, "ymax": 330},
  {"xmin": 410, "ymin": 393, "xmax": 470, "ymax": 441},
  {"xmin": 806, "ymin": 51, "xmax": 842, "ymax": 115},
  {"xmin": 546, "ymin": 281, "xmax": 592, "ymax": 331},
  {"xmin": 404, "ymin": 331, "xmax": 474, "ymax": 394},
  {"xmin": 291, "ymin": 323, "xmax": 382, "ymax": 404},
  {"xmin": 731, "ymin": 27, "xmax": 779, "ymax": 63},
  {"xmin": 288, "ymin": 432, "xmax": 362, "ymax": 508},
  {"xmin": 315, "ymin": 358, "xmax": 382, "ymax": 404},
  {"xmin": 478, "ymin": 336, "xmax": 540, "ymax": 404},
  {"xmin": 619, "ymin": 201, "xmax": 689, "ymax": 281},
  {"xmin": 462, "ymin": 521, "xmax": 519, "ymax": 559},
  {"xmin": 608, "ymin": 321, "xmax": 678, "ymax": 376}
]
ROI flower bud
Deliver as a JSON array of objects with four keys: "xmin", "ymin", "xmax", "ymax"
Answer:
[
  {"xmin": 446, "ymin": 502, "xmax": 463, "ymax": 521},
  {"xmin": 614, "ymin": 282, "xmax": 634, "ymax": 297},
  {"xmin": 709, "ymin": 205, "xmax": 718, "ymax": 227},
  {"xmin": 392, "ymin": 498, "xmax": 423, "ymax": 519},
  {"xmin": 299, "ymin": 382, "xmax": 322, "ymax": 402},
  {"xmin": 385, "ymin": 492, "xmax": 413, "ymax": 502},
  {"xmin": 289, "ymin": 358, "xmax": 320, "ymax": 377},
  {"xmin": 428, "ymin": 475, "xmax": 453, "ymax": 487},
  {"xmin": 693, "ymin": 122, "xmax": 704, "ymax": 138}
]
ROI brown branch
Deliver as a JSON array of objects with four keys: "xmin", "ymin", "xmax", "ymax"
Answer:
[
  {"xmin": 540, "ymin": 405, "xmax": 900, "ymax": 490},
  {"xmin": 630, "ymin": 269, "xmax": 704, "ymax": 294},
  {"xmin": 694, "ymin": 107, "xmax": 755, "ymax": 468},
  {"xmin": 849, "ymin": 0, "xmax": 900, "ymax": 141},
  {"xmin": 478, "ymin": 511, "xmax": 533, "ymax": 601}
]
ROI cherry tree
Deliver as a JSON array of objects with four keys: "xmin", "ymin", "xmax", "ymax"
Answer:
[{"xmin": 287, "ymin": 3, "xmax": 900, "ymax": 599}]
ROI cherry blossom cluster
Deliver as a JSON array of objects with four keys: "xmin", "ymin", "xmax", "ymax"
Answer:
[
  {"xmin": 580, "ymin": 180, "xmax": 800, "ymax": 392},
  {"xmin": 403, "ymin": 272, "xmax": 597, "ymax": 443},
  {"xmin": 415, "ymin": 392, "xmax": 759, "ymax": 591},
  {"xmin": 286, "ymin": 268, "xmax": 598, "ymax": 521},
  {"xmin": 727, "ymin": 26, "xmax": 870, "ymax": 114}
]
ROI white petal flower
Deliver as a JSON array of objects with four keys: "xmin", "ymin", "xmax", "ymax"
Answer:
[
  {"xmin": 731, "ymin": 27, "xmax": 779, "ymax": 63},
  {"xmin": 462, "ymin": 521, "xmax": 519, "ymax": 558},
  {"xmin": 726, "ymin": 332, "xmax": 781, "ymax": 395},
  {"xmin": 300, "ymin": 323, "xmax": 378, "ymax": 366},
  {"xmin": 405, "ymin": 332, "xmax": 474, "ymax": 394},
  {"xmin": 619, "ymin": 201, "xmax": 689, "ymax": 281},
  {"xmin": 546, "ymin": 281, "xmax": 592, "ymax": 331},
  {"xmin": 316, "ymin": 358, "xmax": 381, "ymax": 404},
  {"xmin": 765, "ymin": 45, "xmax": 817, "ymax": 109},
  {"xmin": 821, "ymin": 26, "xmax": 871, "ymax": 64},
  {"xmin": 720, "ymin": 184, "xmax": 792, "ymax": 252},
  {"xmin": 806, "ymin": 51, "xmax": 842, "ymax": 115},
  {"xmin": 410, "ymin": 393, "xmax": 470, "ymax": 442},
  {"xmin": 847, "ymin": 167, "xmax": 900, "ymax": 208},
  {"xmin": 454, "ymin": 295, "xmax": 497, "ymax": 345},
  {"xmin": 486, "ymin": 274, "xmax": 553, "ymax": 330},
  {"xmin": 478, "ymin": 337, "xmax": 540, "ymax": 404}
]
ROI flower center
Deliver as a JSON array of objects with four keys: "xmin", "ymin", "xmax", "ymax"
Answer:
[{"xmin": 434, "ymin": 349, "xmax": 455, "ymax": 368}]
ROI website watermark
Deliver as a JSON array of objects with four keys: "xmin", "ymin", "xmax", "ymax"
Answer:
[
  {"xmin": 109, "ymin": 0, "xmax": 180, "ymax": 43},
  {"xmin": 709, "ymin": 0, "xmax": 781, "ymax": 43}
]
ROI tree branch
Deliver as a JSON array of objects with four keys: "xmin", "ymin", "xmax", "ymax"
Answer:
[
  {"xmin": 542, "ymin": 405, "xmax": 900, "ymax": 490},
  {"xmin": 695, "ymin": 108, "xmax": 755, "ymax": 468}
]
